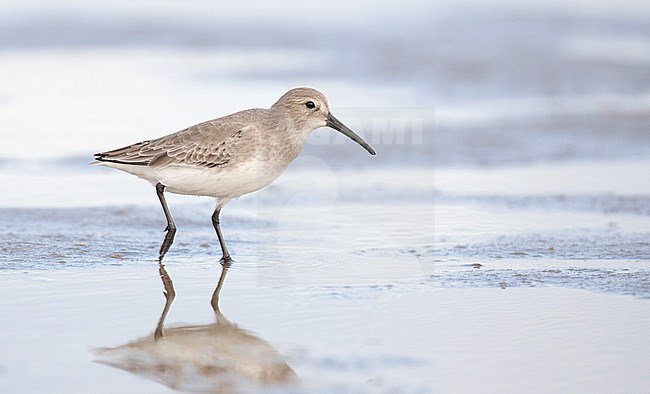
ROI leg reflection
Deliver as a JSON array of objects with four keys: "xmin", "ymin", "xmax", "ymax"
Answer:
[
  {"xmin": 211, "ymin": 260, "xmax": 232, "ymax": 320},
  {"xmin": 155, "ymin": 259, "xmax": 232, "ymax": 340},
  {"xmin": 154, "ymin": 261, "xmax": 176, "ymax": 341}
]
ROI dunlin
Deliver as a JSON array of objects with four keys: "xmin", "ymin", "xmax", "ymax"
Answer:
[{"xmin": 94, "ymin": 87, "xmax": 375, "ymax": 263}]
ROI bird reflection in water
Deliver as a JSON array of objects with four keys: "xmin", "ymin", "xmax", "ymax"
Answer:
[{"xmin": 95, "ymin": 262, "xmax": 297, "ymax": 392}]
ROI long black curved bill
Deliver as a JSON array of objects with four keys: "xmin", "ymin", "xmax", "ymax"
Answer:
[{"xmin": 326, "ymin": 113, "xmax": 376, "ymax": 155}]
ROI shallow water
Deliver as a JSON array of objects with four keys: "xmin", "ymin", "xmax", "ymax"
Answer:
[
  {"xmin": 1, "ymin": 0, "xmax": 650, "ymax": 392},
  {"xmin": 2, "ymin": 262, "xmax": 649, "ymax": 393},
  {"xmin": 2, "ymin": 158, "xmax": 648, "ymax": 391}
]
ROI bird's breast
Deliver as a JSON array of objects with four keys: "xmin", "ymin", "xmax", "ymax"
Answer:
[{"xmin": 157, "ymin": 157, "xmax": 289, "ymax": 198}]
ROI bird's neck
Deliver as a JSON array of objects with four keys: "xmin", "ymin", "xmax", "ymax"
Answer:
[{"xmin": 265, "ymin": 113, "xmax": 311, "ymax": 165}]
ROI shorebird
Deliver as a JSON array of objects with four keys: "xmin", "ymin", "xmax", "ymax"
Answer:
[{"xmin": 94, "ymin": 87, "xmax": 375, "ymax": 263}]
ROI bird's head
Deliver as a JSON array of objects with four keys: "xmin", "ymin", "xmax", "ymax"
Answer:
[{"xmin": 271, "ymin": 87, "xmax": 376, "ymax": 155}]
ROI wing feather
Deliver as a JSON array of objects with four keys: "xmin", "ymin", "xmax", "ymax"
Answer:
[{"xmin": 94, "ymin": 113, "xmax": 260, "ymax": 169}]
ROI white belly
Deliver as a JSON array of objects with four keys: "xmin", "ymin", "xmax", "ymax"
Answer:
[{"xmin": 98, "ymin": 160, "xmax": 285, "ymax": 198}]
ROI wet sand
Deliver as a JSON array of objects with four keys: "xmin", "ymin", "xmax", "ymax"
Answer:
[
  {"xmin": 1, "ymin": 158, "xmax": 649, "ymax": 392},
  {"xmin": 1, "ymin": 259, "xmax": 649, "ymax": 392}
]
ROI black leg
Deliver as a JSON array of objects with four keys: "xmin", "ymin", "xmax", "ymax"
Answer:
[
  {"xmin": 211, "ymin": 205, "xmax": 232, "ymax": 263},
  {"xmin": 155, "ymin": 183, "xmax": 176, "ymax": 261}
]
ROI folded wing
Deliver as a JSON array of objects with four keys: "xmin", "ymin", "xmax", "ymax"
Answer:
[{"xmin": 95, "ymin": 121, "xmax": 257, "ymax": 169}]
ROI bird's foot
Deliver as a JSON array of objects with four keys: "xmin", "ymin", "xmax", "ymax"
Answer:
[{"xmin": 220, "ymin": 255, "xmax": 233, "ymax": 267}]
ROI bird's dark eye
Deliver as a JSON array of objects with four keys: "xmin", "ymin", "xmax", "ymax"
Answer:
[{"xmin": 305, "ymin": 101, "xmax": 316, "ymax": 109}]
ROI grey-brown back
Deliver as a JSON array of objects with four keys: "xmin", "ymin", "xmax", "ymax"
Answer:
[{"xmin": 94, "ymin": 109, "xmax": 268, "ymax": 169}]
